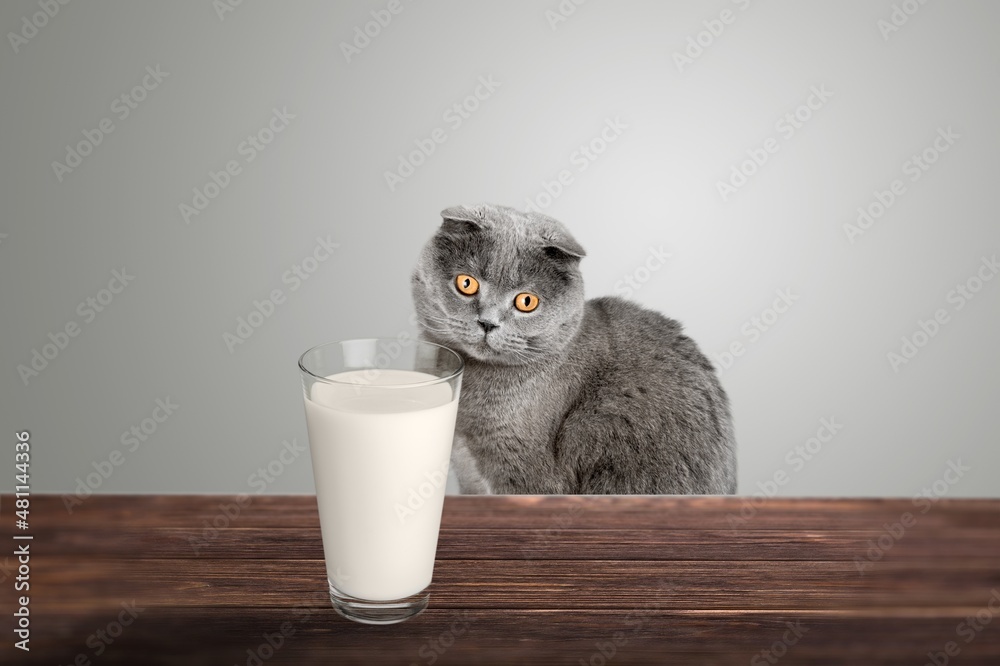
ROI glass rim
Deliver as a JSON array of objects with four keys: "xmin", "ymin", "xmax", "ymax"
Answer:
[{"xmin": 297, "ymin": 337, "xmax": 464, "ymax": 388}]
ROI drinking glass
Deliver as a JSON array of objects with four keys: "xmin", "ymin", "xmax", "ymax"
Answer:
[{"xmin": 298, "ymin": 338, "xmax": 463, "ymax": 624}]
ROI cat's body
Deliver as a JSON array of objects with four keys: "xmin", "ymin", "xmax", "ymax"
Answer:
[{"xmin": 412, "ymin": 204, "xmax": 736, "ymax": 495}]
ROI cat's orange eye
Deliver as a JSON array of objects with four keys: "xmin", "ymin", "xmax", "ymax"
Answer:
[
  {"xmin": 514, "ymin": 292, "xmax": 539, "ymax": 313},
  {"xmin": 456, "ymin": 274, "xmax": 479, "ymax": 295}
]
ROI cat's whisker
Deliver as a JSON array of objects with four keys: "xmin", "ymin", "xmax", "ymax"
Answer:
[
  {"xmin": 514, "ymin": 344, "xmax": 546, "ymax": 357},
  {"xmin": 503, "ymin": 349, "xmax": 528, "ymax": 365},
  {"xmin": 419, "ymin": 325, "xmax": 453, "ymax": 335}
]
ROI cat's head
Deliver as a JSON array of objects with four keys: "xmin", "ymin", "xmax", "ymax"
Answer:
[{"xmin": 412, "ymin": 203, "xmax": 586, "ymax": 366}]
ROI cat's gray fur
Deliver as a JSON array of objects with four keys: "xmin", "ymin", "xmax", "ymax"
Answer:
[{"xmin": 411, "ymin": 203, "xmax": 736, "ymax": 494}]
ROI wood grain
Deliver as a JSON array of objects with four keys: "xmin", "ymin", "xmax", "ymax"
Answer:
[{"xmin": 3, "ymin": 495, "xmax": 999, "ymax": 665}]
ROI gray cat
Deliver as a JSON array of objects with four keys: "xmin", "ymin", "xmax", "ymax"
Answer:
[{"xmin": 411, "ymin": 203, "xmax": 736, "ymax": 494}]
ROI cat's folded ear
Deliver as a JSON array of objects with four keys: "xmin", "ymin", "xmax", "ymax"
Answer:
[
  {"xmin": 440, "ymin": 205, "xmax": 483, "ymax": 233},
  {"xmin": 528, "ymin": 212, "xmax": 586, "ymax": 261},
  {"xmin": 541, "ymin": 230, "xmax": 586, "ymax": 262}
]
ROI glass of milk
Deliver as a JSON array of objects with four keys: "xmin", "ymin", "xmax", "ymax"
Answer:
[{"xmin": 298, "ymin": 338, "xmax": 463, "ymax": 625}]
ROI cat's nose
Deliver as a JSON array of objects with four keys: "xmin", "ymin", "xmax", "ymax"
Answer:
[{"xmin": 477, "ymin": 319, "xmax": 498, "ymax": 334}]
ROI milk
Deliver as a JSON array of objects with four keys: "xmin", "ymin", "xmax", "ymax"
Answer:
[{"xmin": 303, "ymin": 369, "xmax": 458, "ymax": 601}]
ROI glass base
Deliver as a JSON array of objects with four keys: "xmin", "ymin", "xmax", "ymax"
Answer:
[{"xmin": 329, "ymin": 580, "xmax": 429, "ymax": 625}]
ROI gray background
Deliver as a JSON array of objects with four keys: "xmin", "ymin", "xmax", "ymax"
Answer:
[{"xmin": 2, "ymin": 0, "xmax": 997, "ymax": 499}]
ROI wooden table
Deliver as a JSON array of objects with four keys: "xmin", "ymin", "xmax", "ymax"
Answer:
[{"xmin": 3, "ymin": 495, "xmax": 999, "ymax": 665}]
